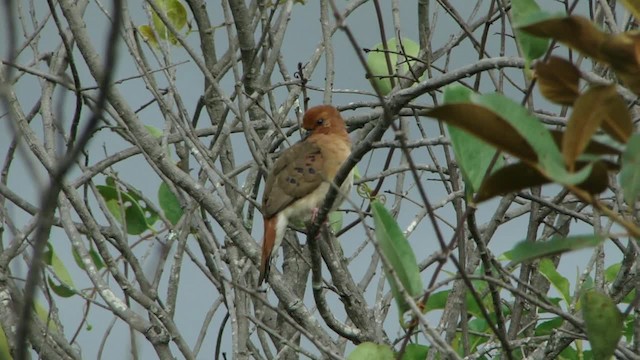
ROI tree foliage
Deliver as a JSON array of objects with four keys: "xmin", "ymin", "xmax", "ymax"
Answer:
[{"xmin": 0, "ymin": 0, "xmax": 639, "ymax": 359}]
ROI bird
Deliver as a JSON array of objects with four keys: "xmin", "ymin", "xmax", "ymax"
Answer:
[{"xmin": 259, "ymin": 105, "xmax": 353, "ymax": 285}]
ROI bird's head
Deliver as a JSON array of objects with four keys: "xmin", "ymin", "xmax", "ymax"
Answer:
[{"xmin": 301, "ymin": 105, "xmax": 347, "ymax": 136}]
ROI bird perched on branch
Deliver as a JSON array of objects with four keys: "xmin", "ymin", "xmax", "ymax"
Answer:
[{"xmin": 259, "ymin": 105, "xmax": 353, "ymax": 285}]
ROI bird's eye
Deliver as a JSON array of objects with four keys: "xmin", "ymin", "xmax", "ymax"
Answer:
[{"xmin": 316, "ymin": 118, "xmax": 325, "ymax": 126}]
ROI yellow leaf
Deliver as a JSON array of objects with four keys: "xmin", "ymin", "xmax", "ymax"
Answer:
[
  {"xmin": 620, "ymin": 0, "xmax": 640, "ymax": 21},
  {"xmin": 150, "ymin": 0, "xmax": 188, "ymax": 45},
  {"xmin": 563, "ymin": 85, "xmax": 615, "ymax": 169},
  {"xmin": 138, "ymin": 25, "xmax": 159, "ymax": 47}
]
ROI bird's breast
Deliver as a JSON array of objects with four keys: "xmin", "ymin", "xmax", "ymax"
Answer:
[
  {"xmin": 282, "ymin": 168, "xmax": 354, "ymax": 223},
  {"xmin": 281, "ymin": 182, "xmax": 331, "ymax": 222}
]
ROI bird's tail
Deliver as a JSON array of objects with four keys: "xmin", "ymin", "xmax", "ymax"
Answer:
[{"xmin": 259, "ymin": 217, "xmax": 277, "ymax": 284}]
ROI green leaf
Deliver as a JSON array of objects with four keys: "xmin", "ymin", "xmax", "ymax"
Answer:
[
  {"xmin": 158, "ymin": 182, "xmax": 183, "ymax": 225},
  {"xmin": 1, "ymin": 301, "xmax": 56, "ymax": 360},
  {"xmin": 517, "ymin": 9, "xmax": 564, "ymax": 28},
  {"xmin": 467, "ymin": 318, "xmax": 490, "ymax": 351},
  {"xmin": 427, "ymin": 103, "xmax": 537, "ymax": 164},
  {"xmin": 353, "ymin": 165, "xmax": 361, "ymax": 180},
  {"xmin": 441, "ymin": 82, "xmax": 472, "ymax": 103},
  {"xmin": 97, "ymin": 185, "xmax": 153, "ymax": 235},
  {"xmin": 431, "ymin": 90, "xmax": 593, "ymax": 189},
  {"xmin": 470, "ymin": 93, "xmax": 585, "ymax": 184},
  {"xmin": 144, "ymin": 125, "xmax": 174, "ymax": 157},
  {"xmin": 443, "ymin": 84, "xmax": 504, "ymax": 193},
  {"xmin": 105, "ymin": 176, "xmax": 116, "ymax": 187},
  {"xmin": 465, "ymin": 286, "xmax": 488, "ymax": 318},
  {"xmin": 621, "ymin": 134, "xmax": 640, "ymax": 205},
  {"xmin": 126, "ymin": 188, "xmax": 160, "ymax": 226},
  {"xmin": 44, "ymin": 243, "xmax": 76, "ymax": 298},
  {"xmin": 539, "ymin": 258, "xmax": 570, "ymax": 304},
  {"xmin": 504, "ymin": 235, "xmax": 605, "ymax": 263},
  {"xmin": 582, "ymin": 290, "xmax": 623, "ymax": 360},
  {"xmin": 0, "ymin": 302, "xmax": 60, "ymax": 344},
  {"xmin": 328, "ymin": 211, "xmax": 343, "ymax": 233},
  {"xmin": 580, "ymin": 275, "xmax": 595, "ymax": 294},
  {"xmin": 33, "ymin": 301, "xmax": 59, "ymax": 332},
  {"xmin": 427, "ymin": 273, "xmax": 489, "ymax": 320},
  {"xmin": 511, "ymin": 0, "xmax": 550, "ymax": 63},
  {"xmin": 138, "ymin": 24, "xmax": 159, "ymax": 47},
  {"xmin": 372, "ymin": 200, "xmax": 423, "ymax": 319},
  {"xmin": 163, "ymin": 0, "xmax": 188, "ymax": 30},
  {"xmin": 347, "ymin": 342, "xmax": 394, "ymax": 360},
  {"xmin": 469, "ymin": 317, "xmax": 489, "ymax": 333},
  {"xmin": 151, "ymin": 0, "xmax": 188, "ymax": 44},
  {"xmin": 0, "ymin": 326, "xmax": 10, "ymax": 360},
  {"xmin": 605, "ymin": 263, "xmax": 621, "ymax": 283},
  {"xmin": 145, "ymin": 125, "xmax": 163, "ymax": 138},
  {"xmin": 400, "ymin": 344, "xmax": 429, "ymax": 360},
  {"xmin": 72, "ymin": 246, "xmax": 105, "ymax": 271},
  {"xmin": 535, "ymin": 317, "xmax": 564, "ymax": 336},
  {"xmin": 47, "ymin": 276, "xmax": 75, "ymax": 298},
  {"xmin": 425, "ymin": 290, "xmax": 449, "ymax": 312},
  {"xmin": 559, "ymin": 345, "xmax": 579, "ymax": 360},
  {"xmin": 623, "ymin": 289, "xmax": 636, "ymax": 305},
  {"xmin": 624, "ymin": 316, "xmax": 634, "ymax": 343},
  {"xmin": 366, "ymin": 37, "xmax": 420, "ymax": 95}
]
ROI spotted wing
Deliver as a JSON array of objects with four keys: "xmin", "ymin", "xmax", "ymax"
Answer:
[{"xmin": 262, "ymin": 141, "xmax": 325, "ymax": 218}]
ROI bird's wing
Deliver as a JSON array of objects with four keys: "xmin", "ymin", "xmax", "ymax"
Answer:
[{"xmin": 262, "ymin": 141, "xmax": 326, "ymax": 218}]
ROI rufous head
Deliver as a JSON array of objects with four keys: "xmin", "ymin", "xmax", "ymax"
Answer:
[{"xmin": 301, "ymin": 105, "xmax": 347, "ymax": 135}]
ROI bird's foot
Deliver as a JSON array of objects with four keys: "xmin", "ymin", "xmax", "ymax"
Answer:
[
  {"xmin": 310, "ymin": 207, "xmax": 332, "ymax": 228},
  {"xmin": 308, "ymin": 208, "xmax": 332, "ymax": 239}
]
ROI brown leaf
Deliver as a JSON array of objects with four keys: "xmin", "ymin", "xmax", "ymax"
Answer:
[
  {"xmin": 525, "ymin": 15, "xmax": 640, "ymax": 97},
  {"xmin": 599, "ymin": 32, "xmax": 639, "ymax": 74},
  {"xmin": 600, "ymin": 88, "xmax": 633, "ymax": 143},
  {"xmin": 615, "ymin": 71, "xmax": 640, "ymax": 98},
  {"xmin": 521, "ymin": 16, "xmax": 608, "ymax": 61},
  {"xmin": 476, "ymin": 162, "xmax": 549, "ymax": 202},
  {"xmin": 550, "ymin": 130, "xmax": 620, "ymax": 155},
  {"xmin": 534, "ymin": 56, "xmax": 580, "ymax": 105},
  {"xmin": 635, "ymin": 35, "xmax": 640, "ymax": 67},
  {"xmin": 426, "ymin": 104, "xmax": 537, "ymax": 163},
  {"xmin": 607, "ymin": 32, "xmax": 640, "ymax": 96},
  {"xmin": 563, "ymin": 85, "xmax": 616, "ymax": 170},
  {"xmin": 476, "ymin": 160, "xmax": 611, "ymax": 202},
  {"xmin": 577, "ymin": 160, "xmax": 610, "ymax": 194},
  {"xmin": 620, "ymin": 0, "xmax": 640, "ymax": 21}
]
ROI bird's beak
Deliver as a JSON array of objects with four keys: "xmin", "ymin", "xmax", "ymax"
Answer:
[{"xmin": 301, "ymin": 128, "xmax": 310, "ymax": 140}]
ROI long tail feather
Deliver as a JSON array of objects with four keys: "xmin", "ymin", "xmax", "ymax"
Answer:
[{"xmin": 259, "ymin": 217, "xmax": 277, "ymax": 284}]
